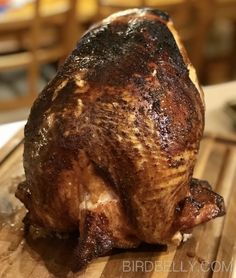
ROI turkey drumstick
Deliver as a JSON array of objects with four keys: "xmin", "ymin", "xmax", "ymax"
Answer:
[{"xmin": 16, "ymin": 8, "xmax": 225, "ymax": 270}]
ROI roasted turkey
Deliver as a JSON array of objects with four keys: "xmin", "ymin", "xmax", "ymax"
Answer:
[{"xmin": 16, "ymin": 8, "xmax": 225, "ymax": 270}]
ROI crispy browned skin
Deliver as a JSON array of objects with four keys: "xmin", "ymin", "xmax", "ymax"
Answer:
[{"xmin": 16, "ymin": 8, "xmax": 225, "ymax": 270}]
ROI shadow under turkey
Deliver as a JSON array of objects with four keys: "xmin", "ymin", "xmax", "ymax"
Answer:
[{"xmin": 25, "ymin": 228, "xmax": 167, "ymax": 278}]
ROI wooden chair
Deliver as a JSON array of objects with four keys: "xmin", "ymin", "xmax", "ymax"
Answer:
[
  {"xmin": 215, "ymin": 0, "xmax": 236, "ymax": 20},
  {"xmin": 214, "ymin": 0, "xmax": 236, "ymax": 80},
  {"xmin": 94, "ymin": 0, "xmax": 213, "ymax": 78},
  {"xmin": 195, "ymin": 0, "xmax": 236, "ymax": 84},
  {"xmin": 0, "ymin": 0, "xmax": 78, "ymax": 111}
]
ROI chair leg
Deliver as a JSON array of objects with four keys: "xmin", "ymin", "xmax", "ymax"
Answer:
[
  {"xmin": 230, "ymin": 21, "xmax": 236, "ymax": 78},
  {"xmin": 191, "ymin": 0, "xmax": 215, "ymax": 79},
  {"xmin": 28, "ymin": 62, "xmax": 39, "ymax": 100}
]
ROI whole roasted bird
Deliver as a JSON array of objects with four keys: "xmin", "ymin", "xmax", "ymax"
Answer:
[{"xmin": 16, "ymin": 8, "xmax": 225, "ymax": 270}]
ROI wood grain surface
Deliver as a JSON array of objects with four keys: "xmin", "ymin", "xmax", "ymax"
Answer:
[{"xmin": 0, "ymin": 130, "xmax": 235, "ymax": 278}]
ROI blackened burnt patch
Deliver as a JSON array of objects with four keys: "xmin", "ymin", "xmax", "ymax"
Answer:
[{"xmin": 70, "ymin": 11, "xmax": 187, "ymax": 88}]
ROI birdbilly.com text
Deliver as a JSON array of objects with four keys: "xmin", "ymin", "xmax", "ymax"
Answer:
[{"xmin": 122, "ymin": 260, "xmax": 233, "ymax": 273}]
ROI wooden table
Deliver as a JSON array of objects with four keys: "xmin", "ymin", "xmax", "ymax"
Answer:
[{"xmin": 0, "ymin": 81, "xmax": 236, "ymax": 277}]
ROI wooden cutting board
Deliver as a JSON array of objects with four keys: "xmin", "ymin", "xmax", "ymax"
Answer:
[{"xmin": 0, "ymin": 129, "xmax": 236, "ymax": 278}]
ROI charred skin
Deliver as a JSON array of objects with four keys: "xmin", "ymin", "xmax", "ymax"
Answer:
[{"xmin": 16, "ymin": 8, "xmax": 225, "ymax": 270}]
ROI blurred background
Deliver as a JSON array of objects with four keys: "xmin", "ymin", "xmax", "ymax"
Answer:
[{"xmin": 0, "ymin": 0, "xmax": 235, "ymax": 125}]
